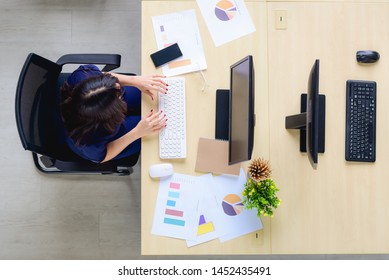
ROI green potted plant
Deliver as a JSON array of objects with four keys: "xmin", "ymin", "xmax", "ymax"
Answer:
[{"xmin": 242, "ymin": 158, "xmax": 281, "ymax": 217}]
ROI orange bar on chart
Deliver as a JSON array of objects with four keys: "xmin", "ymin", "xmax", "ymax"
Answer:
[{"xmin": 168, "ymin": 59, "xmax": 192, "ymax": 69}]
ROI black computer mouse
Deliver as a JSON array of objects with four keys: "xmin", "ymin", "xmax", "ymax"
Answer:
[{"xmin": 356, "ymin": 50, "xmax": 380, "ymax": 63}]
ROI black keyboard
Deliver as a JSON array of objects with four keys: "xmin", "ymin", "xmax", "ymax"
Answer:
[{"xmin": 345, "ymin": 80, "xmax": 376, "ymax": 162}]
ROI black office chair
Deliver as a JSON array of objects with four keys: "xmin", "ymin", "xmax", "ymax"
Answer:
[{"xmin": 15, "ymin": 53, "xmax": 140, "ymax": 175}]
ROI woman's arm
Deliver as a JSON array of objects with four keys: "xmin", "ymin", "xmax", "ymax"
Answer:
[
  {"xmin": 101, "ymin": 109, "xmax": 166, "ymax": 163},
  {"xmin": 109, "ymin": 73, "xmax": 168, "ymax": 100}
]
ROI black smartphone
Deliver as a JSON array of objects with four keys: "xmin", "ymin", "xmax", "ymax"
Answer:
[{"xmin": 150, "ymin": 43, "xmax": 183, "ymax": 67}]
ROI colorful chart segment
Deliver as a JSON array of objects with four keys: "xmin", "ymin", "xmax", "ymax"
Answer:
[
  {"xmin": 197, "ymin": 215, "xmax": 215, "ymax": 236},
  {"xmin": 163, "ymin": 182, "xmax": 186, "ymax": 227},
  {"xmin": 222, "ymin": 194, "xmax": 244, "ymax": 216},
  {"xmin": 215, "ymin": 0, "xmax": 237, "ymax": 21}
]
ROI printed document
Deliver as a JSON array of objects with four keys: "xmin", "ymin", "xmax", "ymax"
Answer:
[
  {"xmin": 196, "ymin": 0, "xmax": 256, "ymax": 47},
  {"xmin": 152, "ymin": 9, "xmax": 207, "ymax": 76}
]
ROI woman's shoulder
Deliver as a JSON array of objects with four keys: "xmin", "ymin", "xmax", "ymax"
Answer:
[{"xmin": 67, "ymin": 64, "xmax": 102, "ymax": 87}]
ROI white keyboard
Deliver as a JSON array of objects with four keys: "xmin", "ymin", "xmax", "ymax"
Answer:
[{"xmin": 158, "ymin": 77, "xmax": 187, "ymax": 159}]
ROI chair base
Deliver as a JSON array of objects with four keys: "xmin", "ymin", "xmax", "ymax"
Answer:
[{"xmin": 32, "ymin": 153, "xmax": 133, "ymax": 176}]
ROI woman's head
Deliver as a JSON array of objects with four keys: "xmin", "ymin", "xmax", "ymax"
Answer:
[{"xmin": 61, "ymin": 73, "xmax": 127, "ymax": 145}]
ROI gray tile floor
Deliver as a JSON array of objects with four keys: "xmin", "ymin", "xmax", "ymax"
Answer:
[
  {"xmin": 0, "ymin": 0, "xmax": 143, "ymax": 260},
  {"xmin": 1, "ymin": 0, "xmax": 388, "ymax": 260}
]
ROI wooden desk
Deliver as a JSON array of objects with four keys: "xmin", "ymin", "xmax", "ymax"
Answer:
[
  {"xmin": 141, "ymin": 0, "xmax": 270, "ymax": 255},
  {"xmin": 141, "ymin": 0, "xmax": 389, "ymax": 255},
  {"xmin": 268, "ymin": 1, "xmax": 389, "ymax": 254}
]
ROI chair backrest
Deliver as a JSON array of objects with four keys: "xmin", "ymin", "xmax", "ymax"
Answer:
[{"xmin": 15, "ymin": 53, "xmax": 68, "ymax": 159}]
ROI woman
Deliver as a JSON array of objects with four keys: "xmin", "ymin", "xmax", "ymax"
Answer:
[{"xmin": 60, "ymin": 64, "xmax": 167, "ymax": 163}]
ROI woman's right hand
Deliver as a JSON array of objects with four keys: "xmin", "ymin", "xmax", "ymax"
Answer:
[
  {"xmin": 103, "ymin": 109, "xmax": 166, "ymax": 163},
  {"xmin": 134, "ymin": 109, "xmax": 167, "ymax": 138}
]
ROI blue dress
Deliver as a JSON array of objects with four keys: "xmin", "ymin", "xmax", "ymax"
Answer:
[{"xmin": 65, "ymin": 64, "xmax": 141, "ymax": 163}]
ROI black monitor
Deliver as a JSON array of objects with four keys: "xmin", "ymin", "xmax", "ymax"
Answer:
[
  {"xmin": 285, "ymin": 59, "xmax": 326, "ymax": 169},
  {"xmin": 228, "ymin": 55, "xmax": 255, "ymax": 165}
]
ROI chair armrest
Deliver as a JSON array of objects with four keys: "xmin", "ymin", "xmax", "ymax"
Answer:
[{"xmin": 56, "ymin": 54, "xmax": 121, "ymax": 72}]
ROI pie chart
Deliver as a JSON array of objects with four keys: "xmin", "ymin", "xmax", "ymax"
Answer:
[
  {"xmin": 215, "ymin": 0, "xmax": 237, "ymax": 21},
  {"xmin": 222, "ymin": 194, "xmax": 244, "ymax": 216}
]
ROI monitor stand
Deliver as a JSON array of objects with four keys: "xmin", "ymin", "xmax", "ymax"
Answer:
[
  {"xmin": 215, "ymin": 89, "xmax": 229, "ymax": 140},
  {"xmin": 285, "ymin": 93, "xmax": 326, "ymax": 153}
]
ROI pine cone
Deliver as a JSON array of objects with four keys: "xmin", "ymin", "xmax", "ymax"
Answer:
[{"xmin": 248, "ymin": 158, "xmax": 271, "ymax": 182}]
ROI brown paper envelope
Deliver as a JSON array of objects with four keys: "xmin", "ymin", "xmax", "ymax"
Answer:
[{"xmin": 195, "ymin": 137, "xmax": 240, "ymax": 175}]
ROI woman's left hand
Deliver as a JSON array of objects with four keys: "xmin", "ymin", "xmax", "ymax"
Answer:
[
  {"xmin": 133, "ymin": 75, "xmax": 168, "ymax": 100},
  {"xmin": 108, "ymin": 73, "xmax": 168, "ymax": 101}
]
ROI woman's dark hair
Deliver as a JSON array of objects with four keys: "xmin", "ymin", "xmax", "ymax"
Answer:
[{"xmin": 60, "ymin": 73, "xmax": 127, "ymax": 146}]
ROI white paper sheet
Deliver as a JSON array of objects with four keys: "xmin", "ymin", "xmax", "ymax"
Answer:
[
  {"xmin": 152, "ymin": 9, "xmax": 207, "ymax": 76},
  {"xmin": 151, "ymin": 169, "xmax": 263, "ymax": 244},
  {"xmin": 213, "ymin": 168, "xmax": 263, "ymax": 242},
  {"xmin": 186, "ymin": 173, "xmax": 228, "ymax": 247},
  {"xmin": 151, "ymin": 173, "xmax": 200, "ymax": 240},
  {"xmin": 196, "ymin": 0, "xmax": 256, "ymax": 47}
]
